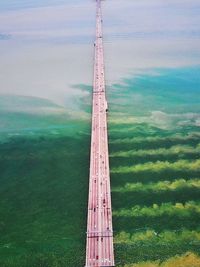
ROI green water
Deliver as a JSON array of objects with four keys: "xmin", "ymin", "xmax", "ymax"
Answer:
[
  {"xmin": 0, "ymin": 96, "xmax": 90, "ymax": 266},
  {"xmin": 0, "ymin": 132, "xmax": 90, "ymax": 266},
  {"xmin": 109, "ymin": 67, "xmax": 200, "ymax": 266},
  {"xmin": 0, "ymin": 66, "xmax": 200, "ymax": 266}
]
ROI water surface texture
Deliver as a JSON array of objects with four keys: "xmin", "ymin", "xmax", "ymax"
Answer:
[{"xmin": 0, "ymin": 0, "xmax": 200, "ymax": 266}]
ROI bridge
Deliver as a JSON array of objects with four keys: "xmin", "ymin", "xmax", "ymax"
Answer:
[{"xmin": 85, "ymin": 0, "xmax": 115, "ymax": 266}]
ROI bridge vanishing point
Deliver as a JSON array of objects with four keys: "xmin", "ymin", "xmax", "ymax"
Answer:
[{"xmin": 85, "ymin": 0, "xmax": 115, "ymax": 266}]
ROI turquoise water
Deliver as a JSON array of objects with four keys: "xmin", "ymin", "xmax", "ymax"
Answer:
[{"xmin": 109, "ymin": 66, "xmax": 200, "ymax": 115}]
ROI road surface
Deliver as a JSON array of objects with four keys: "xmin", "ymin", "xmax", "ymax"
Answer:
[{"xmin": 85, "ymin": 0, "xmax": 115, "ymax": 266}]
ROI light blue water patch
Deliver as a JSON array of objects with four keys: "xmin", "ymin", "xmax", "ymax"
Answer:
[
  {"xmin": 105, "ymin": 30, "xmax": 200, "ymax": 41},
  {"xmin": 0, "ymin": 34, "xmax": 11, "ymax": 40},
  {"xmin": 110, "ymin": 66, "xmax": 200, "ymax": 115},
  {"xmin": 0, "ymin": 0, "xmax": 83, "ymax": 11}
]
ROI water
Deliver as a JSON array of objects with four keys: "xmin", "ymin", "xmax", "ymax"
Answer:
[{"xmin": 0, "ymin": 0, "xmax": 200, "ymax": 266}]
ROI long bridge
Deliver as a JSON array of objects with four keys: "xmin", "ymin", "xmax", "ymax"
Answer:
[{"xmin": 85, "ymin": 0, "xmax": 115, "ymax": 266}]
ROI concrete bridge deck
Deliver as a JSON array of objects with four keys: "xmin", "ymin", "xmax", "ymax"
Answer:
[{"xmin": 85, "ymin": 1, "xmax": 115, "ymax": 266}]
